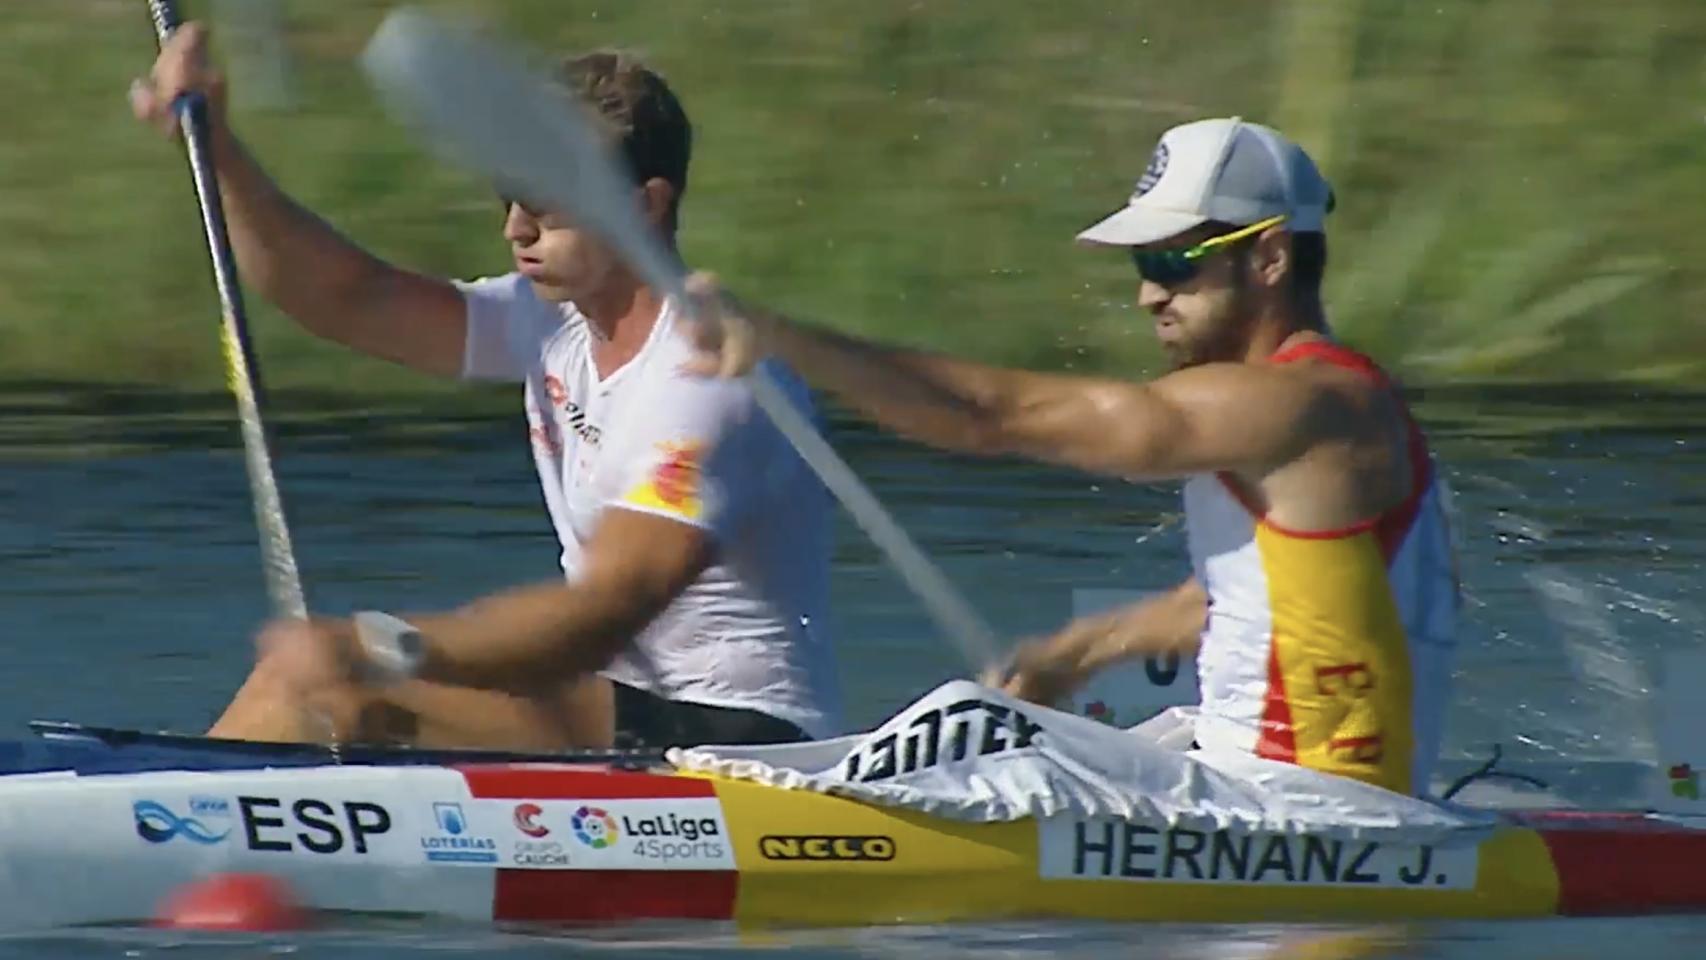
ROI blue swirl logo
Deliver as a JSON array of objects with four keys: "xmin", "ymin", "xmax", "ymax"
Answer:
[{"xmin": 133, "ymin": 799, "xmax": 231, "ymax": 845}]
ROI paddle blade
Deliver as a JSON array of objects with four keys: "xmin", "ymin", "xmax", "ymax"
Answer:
[
  {"xmin": 359, "ymin": 7, "xmax": 684, "ymax": 296},
  {"xmin": 214, "ymin": 0, "xmax": 297, "ymax": 111}
]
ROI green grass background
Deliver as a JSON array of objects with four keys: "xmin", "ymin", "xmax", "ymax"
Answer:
[{"xmin": 3, "ymin": 0, "xmax": 1703, "ymax": 404}]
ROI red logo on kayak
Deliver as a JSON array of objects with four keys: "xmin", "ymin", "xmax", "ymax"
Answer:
[{"xmin": 514, "ymin": 802, "xmax": 549, "ymax": 838}]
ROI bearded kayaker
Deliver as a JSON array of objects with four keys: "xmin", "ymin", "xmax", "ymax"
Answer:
[
  {"xmin": 682, "ymin": 117, "xmax": 1462, "ymax": 796},
  {"xmin": 129, "ymin": 23, "xmax": 843, "ymax": 750}
]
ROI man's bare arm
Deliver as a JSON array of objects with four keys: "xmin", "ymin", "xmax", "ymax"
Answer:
[
  {"xmin": 996, "ymin": 578, "xmax": 1206, "ymax": 705},
  {"xmin": 206, "ymin": 130, "xmax": 468, "ymax": 376},
  {"xmin": 401, "ymin": 508, "xmax": 713, "ymax": 691},
  {"xmin": 134, "ymin": 23, "xmax": 468, "ymax": 376},
  {"xmin": 699, "ymin": 285, "xmax": 1330, "ymax": 481}
]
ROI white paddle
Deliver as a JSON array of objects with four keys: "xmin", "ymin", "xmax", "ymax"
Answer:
[
  {"xmin": 212, "ymin": 0, "xmax": 296, "ymax": 111},
  {"xmin": 358, "ymin": 8, "xmax": 1001, "ymax": 672}
]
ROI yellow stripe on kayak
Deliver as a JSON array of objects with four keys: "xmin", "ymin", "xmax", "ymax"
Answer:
[{"xmin": 709, "ymin": 776, "xmax": 1560, "ymax": 926}]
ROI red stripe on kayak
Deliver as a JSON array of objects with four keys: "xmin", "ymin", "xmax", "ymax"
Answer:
[
  {"xmin": 459, "ymin": 765, "xmax": 714, "ymax": 800},
  {"xmin": 493, "ymin": 869, "xmax": 736, "ymax": 923},
  {"xmin": 1543, "ymin": 827, "xmax": 1706, "ymax": 914}
]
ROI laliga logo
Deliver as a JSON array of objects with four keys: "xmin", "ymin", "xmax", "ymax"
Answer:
[
  {"xmin": 571, "ymin": 805, "xmax": 619, "ymax": 849},
  {"xmin": 513, "ymin": 802, "xmax": 549, "ymax": 839}
]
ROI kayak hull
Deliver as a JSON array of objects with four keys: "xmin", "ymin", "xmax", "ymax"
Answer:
[
  {"xmin": 715, "ymin": 776, "xmax": 1559, "ymax": 926},
  {"xmin": 0, "ymin": 757, "xmax": 1701, "ymax": 931}
]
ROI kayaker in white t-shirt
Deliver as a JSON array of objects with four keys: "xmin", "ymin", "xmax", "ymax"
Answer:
[{"xmin": 130, "ymin": 24, "xmax": 843, "ymax": 749}]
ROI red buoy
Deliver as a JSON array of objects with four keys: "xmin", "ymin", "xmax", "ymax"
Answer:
[{"xmin": 153, "ymin": 872, "xmax": 310, "ymax": 932}]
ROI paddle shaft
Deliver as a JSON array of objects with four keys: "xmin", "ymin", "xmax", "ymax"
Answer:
[
  {"xmin": 146, "ymin": 0, "xmax": 307, "ymax": 621},
  {"xmin": 520, "ymin": 147, "xmax": 1002, "ymax": 666},
  {"xmin": 644, "ymin": 271, "xmax": 1005, "ymax": 674},
  {"xmin": 561, "ymin": 196, "xmax": 1005, "ymax": 669}
]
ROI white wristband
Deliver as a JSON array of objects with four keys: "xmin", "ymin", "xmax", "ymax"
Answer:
[{"xmin": 353, "ymin": 610, "xmax": 426, "ymax": 683}]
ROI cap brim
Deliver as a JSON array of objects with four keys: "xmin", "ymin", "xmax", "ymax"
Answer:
[{"xmin": 1074, "ymin": 204, "xmax": 1209, "ymax": 247}]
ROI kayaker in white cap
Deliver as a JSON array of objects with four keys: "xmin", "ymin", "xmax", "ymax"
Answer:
[{"xmin": 683, "ymin": 116, "xmax": 1463, "ymax": 796}]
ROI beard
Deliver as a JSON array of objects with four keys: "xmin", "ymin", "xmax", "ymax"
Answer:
[
  {"xmin": 1180, "ymin": 277, "xmax": 1254, "ymax": 367},
  {"xmin": 1163, "ymin": 318, "xmax": 1240, "ymax": 369},
  {"xmin": 1162, "ymin": 339, "xmax": 1195, "ymax": 370}
]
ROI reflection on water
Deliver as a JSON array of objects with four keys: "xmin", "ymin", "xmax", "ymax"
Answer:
[{"xmin": 2, "ymin": 383, "xmax": 1704, "ymax": 957}]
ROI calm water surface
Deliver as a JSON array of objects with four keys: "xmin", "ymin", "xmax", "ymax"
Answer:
[{"xmin": 1, "ymin": 383, "xmax": 1702, "ymax": 958}]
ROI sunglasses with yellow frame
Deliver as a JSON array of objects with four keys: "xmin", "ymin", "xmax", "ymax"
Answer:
[{"xmin": 1129, "ymin": 214, "xmax": 1288, "ymax": 286}]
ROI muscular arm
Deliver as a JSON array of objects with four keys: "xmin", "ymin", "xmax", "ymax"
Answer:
[
  {"xmin": 208, "ymin": 128, "xmax": 468, "ymax": 376},
  {"xmin": 393, "ymin": 359, "xmax": 766, "ymax": 690},
  {"xmin": 401, "ymin": 508, "xmax": 712, "ymax": 691},
  {"xmin": 136, "ymin": 23, "xmax": 468, "ymax": 376},
  {"xmin": 1032, "ymin": 578, "xmax": 1206, "ymax": 678},
  {"xmin": 762, "ymin": 316, "xmax": 1329, "ymax": 481}
]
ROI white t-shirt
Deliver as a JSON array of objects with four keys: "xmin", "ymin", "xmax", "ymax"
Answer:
[{"xmin": 455, "ymin": 273, "xmax": 843, "ymax": 738}]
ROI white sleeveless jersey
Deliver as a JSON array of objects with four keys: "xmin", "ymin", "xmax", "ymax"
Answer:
[
  {"xmin": 454, "ymin": 273, "xmax": 844, "ymax": 738},
  {"xmin": 1184, "ymin": 341, "xmax": 1461, "ymax": 796}
]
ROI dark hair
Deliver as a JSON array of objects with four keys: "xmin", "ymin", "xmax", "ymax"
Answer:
[
  {"xmin": 552, "ymin": 51, "xmax": 693, "ymax": 230},
  {"xmin": 1289, "ymin": 231, "xmax": 1328, "ymax": 301}
]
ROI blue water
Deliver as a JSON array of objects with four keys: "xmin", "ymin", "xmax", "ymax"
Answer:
[{"xmin": 2, "ymin": 383, "xmax": 1704, "ymax": 957}]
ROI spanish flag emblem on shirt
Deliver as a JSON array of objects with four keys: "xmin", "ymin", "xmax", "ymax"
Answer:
[{"xmin": 622, "ymin": 440, "xmax": 705, "ymax": 520}]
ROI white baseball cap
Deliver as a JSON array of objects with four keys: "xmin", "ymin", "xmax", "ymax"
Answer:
[{"xmin": 1076, "ymin": 116, "xmax": 1334, "ymax": 247}]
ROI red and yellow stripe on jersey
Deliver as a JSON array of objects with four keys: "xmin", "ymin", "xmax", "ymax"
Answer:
[{"xmin": 1184, "ymin": 341, "xmax": 1461, "ymax": 795}]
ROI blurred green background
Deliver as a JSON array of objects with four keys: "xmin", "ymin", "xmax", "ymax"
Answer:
[{"xmin": 3, "ymin": 0, "xmax": 1703, "ymax": 404}]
